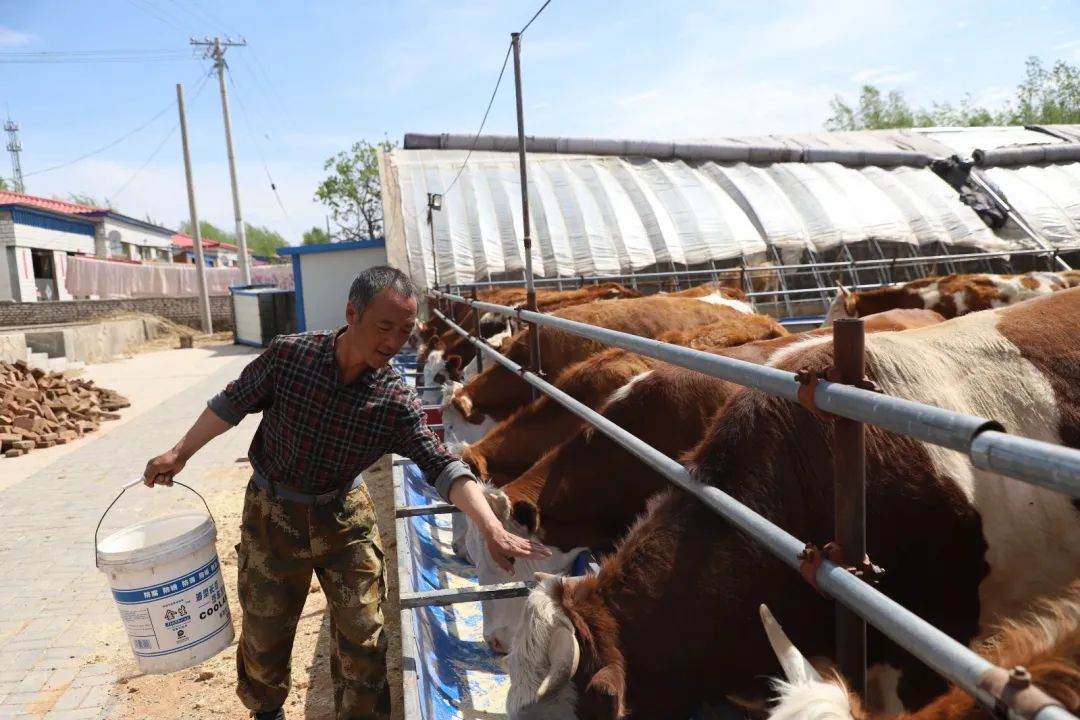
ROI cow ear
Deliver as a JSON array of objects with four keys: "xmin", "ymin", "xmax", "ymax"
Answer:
[
  {"xmin": 844, "ymin": 294, "xmax": 858, "ymax": 316},
  {"xmin": 485, "ymin": 489, "xmax": 512, "ymax": 521},
  {"xmin": 445, "ymin": 355, "xmax": 463, "ymax": 374},
  {"xmin": 584, "ymin": 664, "xmax": 627, "ymax": 719},
  {"xmin": 512, "ymin": 500, "xmax": 540, "ymax": 535},
  {"xmin": 429, "ymin": 334, "xmax": 445, "ymax": 351}
]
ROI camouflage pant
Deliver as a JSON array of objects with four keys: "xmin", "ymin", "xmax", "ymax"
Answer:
[{"xmin": 235, "ymin": 478, "xmax": 390, "ymax": 720}]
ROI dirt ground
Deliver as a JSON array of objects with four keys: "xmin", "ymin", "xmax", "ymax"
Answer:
[{"xmin": 104, "ymin": 455, "xmax": 405, "ymax": 720}]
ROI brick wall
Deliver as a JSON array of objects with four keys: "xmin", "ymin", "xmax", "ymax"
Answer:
[{"xmin": 0, "ymin": 296, "xmax": 234, "ymax": 330}]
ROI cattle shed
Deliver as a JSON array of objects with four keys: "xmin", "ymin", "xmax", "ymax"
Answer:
[
  {"xmin": 276, "ymin": 239, "xmax": 387, "ymax": 332},
  {"xmin": 379, "ymin": 125, "xmax": 1080, "ymax": 314}
]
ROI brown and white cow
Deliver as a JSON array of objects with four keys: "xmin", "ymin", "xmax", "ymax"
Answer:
[
  {"xmin": 447, "ymin": 292, "xmax": 756, "ymax": 430},
  {"xmin": 461, "ymin": 311, "xmax": 789, "ymax": 486},
  {"xmin": 421, "ymin": 282, "xmax": 641, "ymax": 357},
  {"xmin": 760, "ymin": 579, "xmax": 1080, "ymax": 720},
  {"xmin": 823, "ymin": 271, "xmax": 1074, "ymax": 326},
  {"xmin": 506, "ymin": 289, "xmax": 1080, "ymax": 719},
  {"xmin": 468, "ymin": 310, "xmax": 943, "ymax": 653}
]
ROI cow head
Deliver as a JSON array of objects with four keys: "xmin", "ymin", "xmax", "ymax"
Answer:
[
  {"xmin": 508, "ymin": 574, "xmax": 627, "ymax": 720},
  {"xmin": 421, "ymin": 348, "xmax": 450, "ymax": 406},
  {"xmin": 823, "ymin": 282, "xmax": 858, "ymax": 327},
  {"xmin": 759, "ymin": 604, "xmax": 857, "ymax": 720},
  {"xmin": 442, "ymin": 384, "xmax": 498, "ymax": 451},
  {"xmin": 466, "ymin": 486, "xmax": 588, "ymax": 654},
  {"xmin": 419, "ymin": 332, "xmax": 444, "ymax": 362}
]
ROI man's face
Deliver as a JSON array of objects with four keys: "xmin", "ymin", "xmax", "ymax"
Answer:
[{"xmin": 346, "ymin": 289, "xmax": 418, "ymax": 368}]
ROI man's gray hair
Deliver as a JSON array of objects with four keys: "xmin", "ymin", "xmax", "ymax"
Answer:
[{"xmin": 348, "ymin": 265, "xmax": 417, "ymax": 315}]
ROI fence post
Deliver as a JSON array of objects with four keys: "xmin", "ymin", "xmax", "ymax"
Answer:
[
  {"xmin": 832, "ymin": 317, "xmax": 867, "ymax": 698},
  {"xmin": 471, "ymin": 286, "xmax": 483, "ymax": 373}
]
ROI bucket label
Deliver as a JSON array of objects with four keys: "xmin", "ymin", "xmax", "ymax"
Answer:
[{"xmin": 110, "ymin": 557, "xmax": 232, "ymax": 658}]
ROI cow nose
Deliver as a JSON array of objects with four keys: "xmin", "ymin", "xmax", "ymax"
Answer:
[{"xmin": 485, "ymin": 629, "xmax": 511, "ymax": 655}]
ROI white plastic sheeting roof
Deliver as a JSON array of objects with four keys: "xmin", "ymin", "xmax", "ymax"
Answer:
[{"xmin": 382, "ymin": 147, "xmax": 1001, "ymax": 287}]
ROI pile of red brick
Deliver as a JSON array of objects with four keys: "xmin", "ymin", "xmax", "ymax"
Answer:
[{"xmin": 0, "ymin": 361, "xmax": 130, "ymax": 458}]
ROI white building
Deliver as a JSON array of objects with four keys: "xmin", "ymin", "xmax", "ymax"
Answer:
[{"xmin": 0, "ymin": 191, "xmax": 177, "ymax": 302}]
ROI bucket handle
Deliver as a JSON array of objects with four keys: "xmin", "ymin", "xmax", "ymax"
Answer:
[{"xmin": 94, "ymin": 477, "xmax": 216, "ymax": 569}]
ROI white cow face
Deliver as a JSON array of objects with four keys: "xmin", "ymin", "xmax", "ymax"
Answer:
[
  {"xmin": 506, "ymin": 574, "xmax": 583, "ymax": 720},
  {"xmin": 466, "ymin": 486, "xmax": 587, "ymax": 654},
  {"xmin": 822, "ymin": 286, "xmax": 856, "ymax": 327},
  {"xmin": 421, "ymin": 349, "xmax": 449, "ymax": 406},
  {"xmin": 441, "ymin": 383, "xmax": 498, "ymax": 453}
]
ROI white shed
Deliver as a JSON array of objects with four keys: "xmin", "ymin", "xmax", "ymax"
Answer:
[{"xmin": 276, "ymin": 239, "xmax": 388, "ymax": 332}]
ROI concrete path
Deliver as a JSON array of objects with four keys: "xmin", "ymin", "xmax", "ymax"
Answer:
[{"xmin": 0, "ymin": 344, "xmax": 261, "ymax": 719}]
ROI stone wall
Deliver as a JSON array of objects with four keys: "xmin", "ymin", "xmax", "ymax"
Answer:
[{"xmin": 0, "ymin": 296, "xmax": 234, "ymax": 330}]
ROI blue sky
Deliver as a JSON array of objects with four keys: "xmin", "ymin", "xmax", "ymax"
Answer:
[{"xmin": 1, "ymin": 0, "xmax": 1079, "ymax": 244}]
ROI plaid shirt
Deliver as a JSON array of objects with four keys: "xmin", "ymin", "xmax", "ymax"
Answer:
[{"xmin": 207, "ymin": 328, "xmax": 471, "ymax": 500}]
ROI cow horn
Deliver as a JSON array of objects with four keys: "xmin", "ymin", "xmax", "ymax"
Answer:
[
  {"xmin": 834, "ymin": 279, "xmax": 852, "ymax": 297},
  {"xmin": 537, "ymin": 624, "xmax": 580, "ymax": 700},
  {"xmin": 759, "ymin": 604, "xmax": 823, "ymax": 684}
]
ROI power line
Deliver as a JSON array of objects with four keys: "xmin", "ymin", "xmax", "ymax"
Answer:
[
  {"xmin": 125, "ymin": 0, "xmax": 190, "ymax": 33},
  {"xmin": 0, "ymin": 48, "xmax": 192, "ymax": 56},
  {"xmin": 430, "ymin": 0, "xmax": 554, "ymax": 205},
  {"xmin": 441, "ymin": 41, "xmax": 513, "ymax": 200},
  {"xmin": 0, "ymin": 50, "xmax": 192, "ymax": 64},
  {"xmin": 22, "ymin": 71, "xmax": 206, "ymax": 179},
  {"xmin": 237, "ymin": 51, "xmax": 299, "ymax": 132},
  {"xmin": 110, "ymin": 71, "xmax": 214, "ymax": 202},
  {"xmin": 226, "ymin": 69, "xmax": 295, "ymax": 232},
  {"xmin": 167, "ymin": 0, "xmax": 216, "ymax": 31},
  {"xmin": 520, "ymin": 0, "xmax": 553, "ymax": 34}
]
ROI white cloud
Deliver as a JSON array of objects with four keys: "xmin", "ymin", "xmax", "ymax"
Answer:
[
  {"xmin": 0, "ymin": 26, "xmax": 32, "ymax": 47},
  {"xmin": 546, "ymin": 0, "xmax": 922, "ymax": 139}
]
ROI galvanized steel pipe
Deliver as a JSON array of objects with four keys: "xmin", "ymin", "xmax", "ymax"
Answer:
[
  {"xmin": 432, "ymin": 291, "xmax": 1080, "ymax": 497},
  {"xmin": 432, "ymin": 307, "xmax": 1077, "ymax": 720}
]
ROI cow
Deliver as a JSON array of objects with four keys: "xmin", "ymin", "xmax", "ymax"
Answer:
[
  {"xmin": 449, "ymin": 312, "xmax": 788, "ymax": 565},
  {"xmin": 823, "ymin": 271, "xmax": 1074, "ymax": 326},
  {"xmin": 421, "ymin": 324, "xmax": 514, "ymax": 405},
  {"xmin": 461, "ymin": 311, "xmax": 789, "ymax": 486},
  {"xmin": 420, "ymin": 282, "xmax": 641, "ymax": 357},
  {"xmin": 447, "ymin": 293, "xmax": 757, "ymax": 429},
  {"xmin": 759, "ymin": 579, "xmax": 1080, "ymax": 720},
  {"xmin": 505, "ymin": 289, "xmax": 1080, "ymax": 719},
  {"xmin": 466, "ymin": 310, "xmax": 944, "ymax": 654}
]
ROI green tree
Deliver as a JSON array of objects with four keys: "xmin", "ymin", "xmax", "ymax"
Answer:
[
  {"xmin": 244, "ymin": 223, "xmax": 288, "ymax": 257},
  {"xmin": 0, "ymin": 176, "xmax": 8, "ymax": 191},
  {"xmin": 303, "ymin": 226, "xmax": 330, "ymax": 245},
  {"xmin": 825, "ymin": 55, "xmax": 1080, "ymax": 130},
  {"xmin": 61, "ymin": 193, "xmax": 114, "ymax": 209},
  {"xmin": 179, "ymin": 220, "xmax": 233, "ymax": 243},
  {"xmin": 315, "ymin": 139, "xmax": 397, "ymax": 240}
]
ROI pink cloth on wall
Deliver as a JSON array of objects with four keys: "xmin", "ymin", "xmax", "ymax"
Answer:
[{"xmin": 64, "ymin": 256, "xmax": 294, "ymax": 299}]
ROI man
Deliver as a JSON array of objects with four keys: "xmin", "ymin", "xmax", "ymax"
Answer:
[{"xmin": 143, "ymin": 266, "xmax": 549, "ymax": 720}]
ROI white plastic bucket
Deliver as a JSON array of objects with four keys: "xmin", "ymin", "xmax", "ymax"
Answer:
[{"xmin": 96, "ymin": 481, "xmax": 234, "ymax": 674}]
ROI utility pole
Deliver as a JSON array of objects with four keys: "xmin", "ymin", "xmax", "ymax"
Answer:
[
  {"xmin": 191, "ymin": 35, "xmax": 252, "ymax": 284},
  {"xmin": 511, "ymin": 32, "xmax": 541, "ymax": 395},
  {"xmin": 4, "ymin": 119, "xmax": 25, "ymax": 193},
  {"xmin": 177, "ymin": 83, "xmax": 214, "ymax": 334}
]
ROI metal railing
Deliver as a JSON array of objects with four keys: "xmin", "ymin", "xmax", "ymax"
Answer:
[
  {"xmin": 416, "ymin": 291, "xmax": 1080, "ymax": 720},
  {"xmin": 432, "ymin": 292, "xmax": 1080, "ymax": 491}
]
